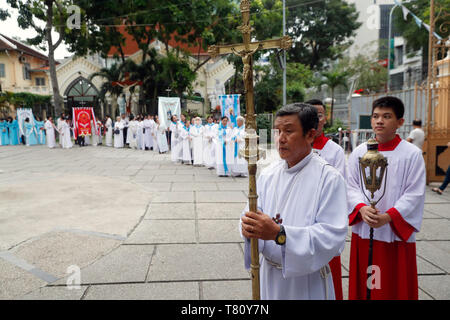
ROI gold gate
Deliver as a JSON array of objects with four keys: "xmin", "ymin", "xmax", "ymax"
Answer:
[{"xmin": 424, "ymin": 0, "xmax": 450, "ymax": 184}]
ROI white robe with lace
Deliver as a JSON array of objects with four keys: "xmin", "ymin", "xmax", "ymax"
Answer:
[{"xmin": 239, "ymin": 152, "xmax": 348, "ymax": 300}]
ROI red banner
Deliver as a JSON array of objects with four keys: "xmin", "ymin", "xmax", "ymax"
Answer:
[{"xmin": 72, "ymin": 107, "xmax": 97, "ymax": 139}]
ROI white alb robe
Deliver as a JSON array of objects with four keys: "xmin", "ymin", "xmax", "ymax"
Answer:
[
  {"xmin": 60, "ymin": 122, "xmax": 73, "ymax": 149},
  {"xmin": 57, "ymin": 118, "xmax": 64, "ymax": 145},
  {"xmin": 44, "ymin": 120, "xmax": 56, "ymax": 148},
  {"xmin": 143, "ymin": 119, "xmax": 154, "ymax": 149},
  {"xmin": 169, "ymin": 121, "xmax": 180, "ymax": 162},
  {"xmin": 180, "ymin": 126, "xmax": 192, "ymax": 163},
  {"xmin": 313, "ymin": 134, "xmax": 347, "ymax": 179},
  {"xmin": 203, "ymin": 123, "xmax": 217, "ymax": 169},
  {"xmin": 156, "ymin": 124, "xmax": 169, "ymax": 153},
  {"xmin": 128, "ymin": 120, "xmax": 138, "ymax": 149},
  {"xmin": 231, "ymin": 125, "xmax": 248, "ymax": 176},
  {"xmin": 215, "ymin": 125, "xmax": 234, "ymax": 176},
  {"xmin": 240, "ymin": 152, "xmax": 348, "ymax": 300},
  {"xmin": 190, "ymin": 125, "xmax": 204, "ymax": 165},
  {"xmin": 113, "ymin": 122, "xmax": 124, "ymax": 148},
  {"xmin": 176, "ymin": 121, "xmax": 184, "ymax": 161},
  {"xmin": 105, "ymin": 118, "xmax": 113, "ymax": 147},
  {"xmin": 136, "ymin": 121, "xmax": 145, "ymax": 150}
]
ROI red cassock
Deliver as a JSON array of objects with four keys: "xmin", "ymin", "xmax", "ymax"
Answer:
[
  {"xmin": 313, "ymin": 134, "xmax": 347, "ymax": 300},
  {"xmin": 347, "ymin": 135, "xmax": 425, "ymax": 300}
]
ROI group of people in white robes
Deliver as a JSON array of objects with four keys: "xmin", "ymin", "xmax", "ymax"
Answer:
[{"xmin": 167, "ymin": 114, "xmax": 248, "ymax": 177}]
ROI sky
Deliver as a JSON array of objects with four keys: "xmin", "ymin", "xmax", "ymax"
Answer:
[{"xmin": 0, "ymin": 0, "xmax": 72, "ymax": 60}]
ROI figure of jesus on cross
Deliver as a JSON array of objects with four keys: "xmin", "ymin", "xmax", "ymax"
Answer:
[{"xmin": 208, "ymin": 0, "xmax": 292, "ymax": 300}]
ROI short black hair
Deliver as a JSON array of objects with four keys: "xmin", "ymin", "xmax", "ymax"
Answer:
[
  {"xmin": 305, "ymin": 99, "xmax": 324, "ymax": 107},
  {"xmin": 372, "ymin": 96, "xmax": 405, "ymax": 119},
  {"xmin": 221, "ymin": 116, "xmax": 228, "ymax": 121},
  {"xmin": 275, "ymin": 103, "xmax": 318, "ymax": 136},
  {"xmin": 413, "ymin": 119, "xmax": 422, "ymax": 126}
]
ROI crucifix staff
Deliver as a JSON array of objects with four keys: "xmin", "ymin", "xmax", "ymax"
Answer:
[{"xmin": 208, "ymin": 0, "xmax": 292, "ymax": 300}]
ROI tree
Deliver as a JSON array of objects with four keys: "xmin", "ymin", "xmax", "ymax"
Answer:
[
  {"xmin": 89, "ymin": 63, "xmax": 123, "ymax": 118},
  {"xmin": 6, "ymin": 0, "xmax": 73, "ymax": 116},
  {"xmin": 286, "ymin": 0, "xmax": 361, "ymax": 70},
  {"xmin": 318, "ymin": 67, "xmax": 350, "ymax": 126},
  {"xmin": 394, "ymin": 0, "xmax": 450, "ymax": 78}
]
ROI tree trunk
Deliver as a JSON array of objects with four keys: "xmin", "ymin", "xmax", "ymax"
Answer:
[{"xmin": 46, "ymin": 1, "xmax": 63, "ymax": 117}]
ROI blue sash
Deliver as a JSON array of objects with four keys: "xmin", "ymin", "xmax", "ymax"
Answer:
[{"xmin": 219, "ymin": 124, "xmax": 228, "ymax": 174}]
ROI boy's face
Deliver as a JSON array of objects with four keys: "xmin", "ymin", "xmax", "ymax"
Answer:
[{"xmin": 371, "ymin": 106, "xmax": 404, "ymax": 138}]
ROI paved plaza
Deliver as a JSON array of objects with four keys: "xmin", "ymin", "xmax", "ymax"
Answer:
[{"xmin": 0, "ymin": 145, "xmax": 449, "ymax": 300}]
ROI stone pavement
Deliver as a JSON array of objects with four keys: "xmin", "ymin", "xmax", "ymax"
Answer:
[{"xmin": 0, "ymin": 145, "xmax": 449, "ymax": 300}]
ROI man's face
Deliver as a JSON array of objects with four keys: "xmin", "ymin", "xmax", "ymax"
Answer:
[
  {"xmin": 207, "ymin": 117, "xmax": 213, "ymax": 124},
  {"xmin": 312, "ymin": 104, "xmax": 326, "ymax": 136},
  {"xmin": 274, "ymin": 114, "xmax": 316, "ymax": 166},
  {"xmin": 237, "ymin": 119, "xmax": 244, "ymax": 128},
  {"xmin": 221, "ymin": 118, "xmax": 228, "ymax": 126},
  {"xmin": 371, "ymin": 107, "xmax": 404, "ymax": 138}
]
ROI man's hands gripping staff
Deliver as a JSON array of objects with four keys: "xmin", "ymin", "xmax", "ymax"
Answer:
[
  {"xmin": 241, "ymin": 210, "xmax": 281, "ymax": 241},
  {"xmin": 360, "ymin": 206, "xmax": 392, "ymax": 229}
]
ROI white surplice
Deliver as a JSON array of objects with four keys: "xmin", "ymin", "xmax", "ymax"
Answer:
[
  {"xmin": 215, "ymin": 124, "xmax": 234, "ymax": 176},
  {"xmin": 113, "ymin": 121, "xmax": 124, "ymax": 148},
  {"xmin": 190, "ymin": 125, "xmax": 204, "ymax": 165},
  {"xmin": 240, "ymin": 152, "xmax": 348, "ymax": 300},
  {"xmin": 105, "ymin": 118, "xmax": 113, "ymax": 147},
  {"xmin": 231, "ymin": 125, "xmax": 247, "ymax": 176},
  {"xmin": 180, "ymin": 125, "xmax": 192, "ymax": 163},
  {"xmin": 60, "ymin": 122, "xmax": 73, "ymax": 149},
  {"xmin": 176, "ymin": 121, "xmax": 184, "ymax": 161},
  {"xmin": 44, "ymin": 120, "xmax": 57, "ymax": 148},
  {"xmin": 312, "ymin": 134, "xmax": 347, "ymax": 180},
  {"xmin": 203, "ymin": 123, "xmax": 217, "ymax": 169},
  {"xmin": 136, "ymin": 121, "xmax": 145, "ymax": 150}
]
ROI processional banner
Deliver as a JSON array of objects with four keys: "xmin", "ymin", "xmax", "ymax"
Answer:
[
  {"xmin": 158, "ymin": 97, "xmax": 181, "ymax": 130},
  {"xmin": 219, "ymin": 94, "xmax": 241, "ymax": 128},
  {"xmin": 72, "ymin": 107, "xmax": 97, "ymax": 140},
  {"xmin": 16, "ymin": 108, "xmax": 36, "ymax": 136}
]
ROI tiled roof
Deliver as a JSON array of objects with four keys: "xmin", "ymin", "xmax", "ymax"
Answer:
[{"xmin": 0, "ymin": 33, "xmax": 49, "ymax": 61}]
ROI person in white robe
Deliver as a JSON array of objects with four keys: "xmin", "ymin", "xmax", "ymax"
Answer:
[
  {"xmin": 143, "ymin": 115, "xmax": 154, "ymax": 150},
  {"xmin": 60, "ymin": 119, "xmax": 73, "ymax": 149},
  {"xmin": 57, "ymin": 114, "xmax": 65, "ymax": 146},
  {"xmin": 151, "ymin": 116, "xmax": 159, "ymax": 153},
  {"xmin": 190, "ymin": 117, "xmax": 204, "ymax": 166},
  {"xmin": 44, "ymin": 117, "xmax": 58, "ymax": 149},
  {"xmin": 203, "ymin": 116, "xmax": 217, "ymax": 169},
  {"xmin": 215, "ymin": 116, "xmax": 234, "ymax": 176},
  {"xmin": 240, "ymin": 103, "xmax": 348, "ymax": 300},
  {"xmin": 155, "ymin": 118, "xmax": 169, "ymax": 153},
  {"xmin": 113, "ymin": 116, "xmax": 124, "ymax": 148},
  {"xmin": 231, "ymin": 116, "xmax": 248, "ymax": 177},
  {"xmin": 121, "ymin": 114, "xmax": 129, "ymax": 147},
  {"xmin": 105, "ymin": 116, "xmax": 113, "ymax": 147},
  {"xmin": 90, "ymin": 120, "xmax": 99, "ymax": 146},
  {"xmin": 169, "ymin": 115, "xmax": 180, "ymax": 163},
  {"xmin": 180, "ymin": 120, "xmax": 192, "ymax": 164},
  {"xmin": 128, "ymin": 115, "xmax": 139, "ymax": 149},
  {"xmin": 177, "ymin": 115, "xmax": 186, "ymax": 161},
  {"xmin": 136, "ymin": 116, "xmax": 145, "ymax": 150}
]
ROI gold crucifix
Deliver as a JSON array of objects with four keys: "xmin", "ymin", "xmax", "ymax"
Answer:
[{"xmin": 208, "ymin": 0, "xmax": 292, "ymax": 300}]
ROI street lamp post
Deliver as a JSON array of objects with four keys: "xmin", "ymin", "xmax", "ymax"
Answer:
[
  {"xmin": 283, "ymin": 0, "xmax": 287, "ymax": 106},
  {"xmin": 387, "ymin": 4, "xmax": 399, "ymax": 92}
]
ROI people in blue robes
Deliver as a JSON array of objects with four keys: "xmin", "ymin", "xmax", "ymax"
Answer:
[
  {"xmin": 24, "ymin": 118, "xmax": 38, "ymax": 146},
  {"xmin": 7, "ymin": 117, "xmax": 20, "ymax": 145},
  {"xmin": 35, "ymin": 118, "xmax": 46, "ymax": 145},
  {"xmin": 0, "ymin": 119, "xmax": 9, "ymax": 146}
]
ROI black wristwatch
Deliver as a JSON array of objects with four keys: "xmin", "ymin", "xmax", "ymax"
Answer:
[{"xmin": 275, "ymin": 225, "xmax": 286, "ymax": 245}]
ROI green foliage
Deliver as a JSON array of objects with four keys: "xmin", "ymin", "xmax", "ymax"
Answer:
[
  {"xmin": 0, "ymin": 91, "xmax": 51, "ymax": 117},
  {"xmin": 394, "ymin": 0, "xmax": 450, "ymax": 53},
  {"xmin": 287, "ymin": 0, "xmax": 361, "ymax": 70},
  {"xmin": 324, "ymin": 118, "xmax": 347, "ymax": 134}
]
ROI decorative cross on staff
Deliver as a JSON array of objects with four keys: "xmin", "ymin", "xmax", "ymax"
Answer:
[{"xmin": 208, "ymin": 0, "xmax": 292, "ymax": 300}]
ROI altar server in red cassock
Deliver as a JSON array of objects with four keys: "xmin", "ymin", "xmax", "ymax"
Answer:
[
  {"xmin": 347, "ymin": 96, "xmax": 425, "ymax": 300},
  {"xmin": 307, "ymin": 99, "xmax": 347, "ymax": 300}
]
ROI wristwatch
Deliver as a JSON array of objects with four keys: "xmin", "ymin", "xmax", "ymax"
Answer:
[{"xmin": 275, "ymin": 225, "xmax": 286, "ymax": 246}]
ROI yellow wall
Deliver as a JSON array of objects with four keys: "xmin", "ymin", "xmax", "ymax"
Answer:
[{"xmin": 0, "ymin": 50, "xmax": 50, "ymax": 94}]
